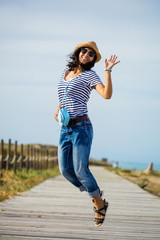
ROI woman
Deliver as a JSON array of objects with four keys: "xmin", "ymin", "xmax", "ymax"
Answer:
[{"xmin": 54, "ymin": 41, "xmax": 120, "ymax": 227}]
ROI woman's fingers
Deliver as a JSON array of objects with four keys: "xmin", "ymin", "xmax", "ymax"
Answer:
[
  {"xmin": 104, "ymin": 58, "xmax": 107, "ymax": 64},
  {"xmin": 113, "ymin": 55, "xmax": 117, "ymax": 62},
  {"xmin": 104, "ymin": 58, "xmax": 108, "ymax": 68},
  {"xmin": 114, "ymin": 60, "xmax": 120, "ymax": 65},
  {"xmin": 109, "ymin": 55, "xmax": 112, "ymax": 61},
  {"xmin": 54, "ymin": 114, "xmax": 58, "ymax": 122},
  {"xmin": 104, "ymin": 55, "xmax": 120, "ymax": 69},
  {"xmin": 112, "ymin": 55, "xmax": 117, "ymax": 62}
]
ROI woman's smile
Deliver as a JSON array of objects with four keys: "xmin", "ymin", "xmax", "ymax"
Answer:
[
  {"xmin": 79, "ymin": 47, "xmax": 94, "ymax": 64},
  {"xmin": 80, "ymin": 55, "xmax": 89, "ymax": 63}
]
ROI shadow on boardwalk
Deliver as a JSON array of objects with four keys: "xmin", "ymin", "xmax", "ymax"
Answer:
[{"xmin": 0, "ymin": 166, "xmax": 160, "ymax": 240}]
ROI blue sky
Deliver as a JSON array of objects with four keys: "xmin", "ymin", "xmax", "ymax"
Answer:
[{"xmin": 0, "ymin": 0, "xmax": 160, "ymax": 168}]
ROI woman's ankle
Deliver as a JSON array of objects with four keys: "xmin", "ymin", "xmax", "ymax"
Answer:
[{"xmin": 92, "ymin": 194, "xmax": 103, "ymax": 207}]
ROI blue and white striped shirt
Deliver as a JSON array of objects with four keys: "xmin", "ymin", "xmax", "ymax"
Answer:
[{"xmin": 58, "ymin": 69, "xmax": 102, "ymax": 118}]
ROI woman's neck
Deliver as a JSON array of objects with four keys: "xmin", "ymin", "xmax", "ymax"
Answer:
[{"xmin": 74, "ymin": 65, "xmax": 83, "ymax": 74}]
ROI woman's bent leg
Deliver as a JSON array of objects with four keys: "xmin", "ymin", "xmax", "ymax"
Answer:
[
  {"xmin": 58, "ymin": 127, "xmax": 85, "ymax": 190},
  {"xmin": 71, "ymin": 120, "xmax": 100, "ymax": 197}
]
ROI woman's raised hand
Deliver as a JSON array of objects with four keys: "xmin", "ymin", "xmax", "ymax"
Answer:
[{"xmin": 104, "ymin": 55, "xmax": 120, "ymax": 70}]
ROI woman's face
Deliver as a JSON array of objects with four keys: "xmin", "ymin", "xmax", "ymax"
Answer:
[{"xmin": 79, "ymin": 47, "xmax": 96, "ymax": 65}]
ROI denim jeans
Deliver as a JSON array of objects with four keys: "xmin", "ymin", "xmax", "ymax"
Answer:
[{"xmin": 58, "ymin": 118, "xmax": 100, "ymax": 198}]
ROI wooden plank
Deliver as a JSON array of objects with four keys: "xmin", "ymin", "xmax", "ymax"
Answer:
[{"xmin": 0, "ymin": 166, "xmax": 160, "ymax": 240}]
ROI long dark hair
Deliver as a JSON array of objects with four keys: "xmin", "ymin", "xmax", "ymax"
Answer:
[{"xmin": 67, "ymin": 48, "xmax": 97, "ymax": 72}]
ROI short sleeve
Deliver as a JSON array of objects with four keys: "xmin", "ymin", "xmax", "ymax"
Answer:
[
  {"xmin": 88, "ymin": 70, "xmax": 103, "ymax": 89},
  {"xmin": 60, "ymin": 67, "xmax": 68, "ymax": 81}
]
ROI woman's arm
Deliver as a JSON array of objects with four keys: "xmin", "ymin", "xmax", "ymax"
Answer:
[
  {"xmin": 95, "ymin": 55, "xmax": 120, "ymax": 99},
  {"xmin": 95, "ymin": 71, "xmax": 112, "ymax": 99},
  {"xmin": 54, "ymin": 103, "xmax": 61, "ymax": 122}
]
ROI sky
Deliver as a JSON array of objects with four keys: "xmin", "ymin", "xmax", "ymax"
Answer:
[{"xmin": 0, "ymin": 0, "xmax": 160, "ymax": 169}]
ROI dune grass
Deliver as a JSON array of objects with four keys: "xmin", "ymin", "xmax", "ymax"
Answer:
[
  {"xmin": 106, "ymin": 167, "xmax": 160, "ymax": 197},
  {"xmin": 0, "ymin": 167, "xmax": 60, "ymax": 202}
]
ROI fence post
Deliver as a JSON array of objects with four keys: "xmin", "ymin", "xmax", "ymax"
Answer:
[
  {"xmin": 6, "ymin": 139, "xmax": 11, "ymax": 170},
  {"xmin": 53, "ymin": 149, "xmax": 58, "ymax": 169},
  {"xmin": 41, "ymin": 149, "xmax": 43, "ymax": 170},
  {"xmin": 13, "ymin": 141, "xmax": 17, "ymax": 174},
  {"xmin": 42, "ymin": 149, "xmax": 45, "ymax": 169},
  {"xmin": 35, "ymin": 148, "xmax": 37, "ymax": 170},
  {"xmin": 26, "ymin": 145, "xmax": 29, "ymax": 173},
  {"xmin": 46, "ymin": 149, "xmax": 49, "ymax": 170},
  {"xmin": 51, "ymin": 151, "xmax": 53, "ymax": 169},
  {"xmin": 34, "ymin": 148, "xmax": 36, "ymax": 170},
  {"xmin": 19, "ymin": 144, "xmax": 23, "ymax": 172},
  {"xmin": 42, "ymin": 149, "xmax": 44, "ymax": 170},
  {"xmin": 0, "ymin": 139, "xmax": 4, "ymax": 177},
  {"xmin": 30, "ymin": 147, "xmax": 33, "ymax": 170},
  {"xmin": 37, "ymin": 149, "xmax": 39, "ymax": 170},
  {"xmin": 32, "ymin": 148, "xmax": 35, "ymax": 170}
]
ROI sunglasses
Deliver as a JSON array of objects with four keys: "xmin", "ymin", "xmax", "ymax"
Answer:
[{"xmin": 81, "ymin": 48, "xmax": 96, "ymax": 58}]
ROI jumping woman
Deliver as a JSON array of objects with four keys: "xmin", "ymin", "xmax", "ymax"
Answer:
[{"xmin": 54, "ymin": 41, "xmax": 120, "ymax": 227}]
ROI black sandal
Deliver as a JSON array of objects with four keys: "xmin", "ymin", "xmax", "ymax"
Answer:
[{"xmin": 94, "ymin": 199, "xmax": 109, "ymax": 227}]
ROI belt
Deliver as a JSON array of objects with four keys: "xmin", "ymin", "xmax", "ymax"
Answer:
[{"xmin": 68, "ymin": 115, "xmax": 88, "ymax": 126}]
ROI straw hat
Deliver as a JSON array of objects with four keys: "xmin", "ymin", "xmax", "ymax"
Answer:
[{"xmin": 74, "ymin": 41, "xmax": 101, "ymax": 63}]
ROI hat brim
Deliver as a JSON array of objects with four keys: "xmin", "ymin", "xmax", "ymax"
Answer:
[{"xmin": 74, "ymin": 43, "xmax": 101, "ymax": 63}]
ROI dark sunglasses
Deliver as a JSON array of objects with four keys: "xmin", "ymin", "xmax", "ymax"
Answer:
[{"xmin": 81, "ymin": 48, "xmax": 96, "ymax": 58}]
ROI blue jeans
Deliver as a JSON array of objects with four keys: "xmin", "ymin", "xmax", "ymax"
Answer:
[{"xmin": 58, "ymin": 118, "xmax": 100, "ymax": 198}]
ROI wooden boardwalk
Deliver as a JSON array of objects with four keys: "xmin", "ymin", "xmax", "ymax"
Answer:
[{"xmin": 0, "ymin": 166, "xmax": 160, "ymax": 240}]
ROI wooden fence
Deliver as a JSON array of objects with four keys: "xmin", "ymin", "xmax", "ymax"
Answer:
[{"xmin": 0, "ymin": 139, "xmax": 58, "ymax": 177}]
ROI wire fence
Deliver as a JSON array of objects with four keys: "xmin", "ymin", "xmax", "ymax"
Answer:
[{"xmin": 0, "ymin": 139, "xmax": 58, "ymax": 177}]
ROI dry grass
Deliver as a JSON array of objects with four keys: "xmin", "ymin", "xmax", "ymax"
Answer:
[
  {"xmin": 0, "ymin": 167, "xmax": 60, "ymax": 202},
  {"xmin": 89, "ymin": 159, "xmax": 112, "ymax": 167},
  {"xmin": 106, "ymin": 167, "xmax": 160, "ymax": 197}
]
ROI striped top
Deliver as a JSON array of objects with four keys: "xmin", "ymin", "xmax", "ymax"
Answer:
[{"xmin": 58, "ymin": 69, "xmax": 102, "ymax": 118}]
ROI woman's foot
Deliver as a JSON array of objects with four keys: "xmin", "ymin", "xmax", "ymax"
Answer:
[
  {"xmin": 92, "ymin": 194, "xmax": 109, "ymax": 227},
  {"xmin": 94, "ymin": 199, "xmax": 108, "ymax": 227}
]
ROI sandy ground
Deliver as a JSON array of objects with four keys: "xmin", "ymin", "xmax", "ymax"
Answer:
[{"xmin": 111, "ymin": 169, "xmax": 160, "ymax": 197}]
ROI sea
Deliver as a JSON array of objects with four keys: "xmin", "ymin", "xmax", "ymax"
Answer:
[{"xmin": 118, "ymin": 162, "xmax": 160, "ymax": 171}]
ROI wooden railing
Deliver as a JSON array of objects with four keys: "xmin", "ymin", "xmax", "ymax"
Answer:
[{"xmin": 0, "ymin": 139, "xmax": 58, "ymax": 177}]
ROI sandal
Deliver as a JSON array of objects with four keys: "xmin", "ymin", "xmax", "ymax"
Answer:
[{"xmin": 94, "ymin": 199, "xmax": 109, "ymax": 227}]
